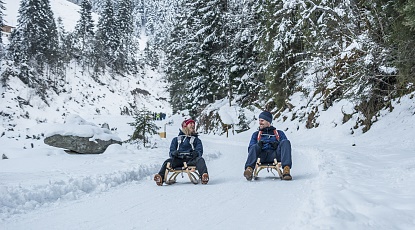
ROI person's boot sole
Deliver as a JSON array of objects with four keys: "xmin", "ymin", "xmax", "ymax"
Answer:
[
  {"xmin": 201, "ymin": 173, "xmax": 209, "ymax": 184},
  {"xmin": 154, "ymin": 174, "xmax": 163, "ymax": 186},
  {"xmin": 244, "ymin": 169, "xmax": 253, "ymax": 181},
  {"xmin": 282, "ymin": 174, "xmax": 292, "ymax": 180}
]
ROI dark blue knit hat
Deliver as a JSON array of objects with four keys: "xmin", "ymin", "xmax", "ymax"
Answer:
[{"xmin": 259, "ymin": 111, "xmax": 273, "ymax": 123}]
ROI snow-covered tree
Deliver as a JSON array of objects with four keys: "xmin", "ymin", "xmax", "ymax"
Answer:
[
  {"xmin": 114, "ymin": 0, "xmax": 138, "ymax": 74},
  {"xmin": 8, "ymin": 0, "xmax": 59, "ymax": 75},
  {"xmin": 142, "ymin": 0, "xmax": 183, "ymax": 70},
  {"xmin": 73, "ymin": 0, "xmax": 95, "ymax": 70},
  {"xmin": 0, "ymin": 0, "xmax": 5, "ymax": 57},
  {"xmin": 56, "ymin": 17, "xmax": 72, "ymax": 65},
  {"xmin": 225, "ymin": 0, "xmax": 262, "ymax": 106},
  {"xmin": 128, "ymin": 107, "xmax": 159, "ymax": 147},
  {"xmin": 166, "ymin": 0, "xmax": 228, "ymax": 116},
  {"xmin": 390, "ymin": 0, "xmax": 415, "ymax": 89},
  {"xmin": 94, "ymin": 0, "xmax": 118, "ymax": 72}
]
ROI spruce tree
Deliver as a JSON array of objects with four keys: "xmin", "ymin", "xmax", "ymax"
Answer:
[
  {"xmin": 56, "ymin": 17, "xmax": 72, "ymax": 65},
  {"xmin": 0, "ymin": 0, "xmax": 5, "ymax": 57},
  {"xmin": 8, "ymin": 0, "xmax": 59, "ymax": 78},
  {"xmin": 391, "ymin": 0, "xmax": 415, "ymax": 89},
  {"xmin": 115, "ymin": 0, "xmax": 137, "ymax": 74},
  {"xmin": 165, "ymin": 0, "xmax": 227, "ymax": 116},
  {"xmin": 55, "ymin": 17, "xmax": 71, "ymax": 82},
  {"xmin": 73, "ymin": 0, "xmax": 95, "ymax": 70},
  {"xmin": 226, "ymin": 0, "xmax": 262, "ymax": 106},
  {"xmin": 252, "ymin": 0, "xmax": 302, "ymax": 109},
  {"xmin": 95, "ymin": 0, "xmax": 118, "ymax": 72},
  {"xmin": 128, "ymin": 107, "xmax": 159, "ymax": 147},
  {"xmin": 142, "ymin": 0, "xmax": 180, "ymax": 70},
  {"xmin": 165, "ymin": 11, "xmax": 190, "ymax": 114}
]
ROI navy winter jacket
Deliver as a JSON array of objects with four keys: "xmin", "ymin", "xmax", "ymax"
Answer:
[
  {"xmin": 248, "ymin": 126, "xmax": 288, "ymax": 152},
  {"xmin": 169, "ymin": 130, "xmax": 203, "ymax": 158}
]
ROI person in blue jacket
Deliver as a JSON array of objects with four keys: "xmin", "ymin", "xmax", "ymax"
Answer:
[
  {"xmin": 243, "ymin": 111, "xmax": 292, "ymax": 181},
  {"xmin": 154, "ymin": 119, "xmax": 209, "ymax": 185}
]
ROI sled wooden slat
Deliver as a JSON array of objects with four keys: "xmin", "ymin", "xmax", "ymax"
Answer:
[
  {"xmin": 254, "ymin": 158, "xmax": 283, "ymax": 179},
  {"xmin": 164, "ymin": 162, "xmax": 200, "ymax": 185}
]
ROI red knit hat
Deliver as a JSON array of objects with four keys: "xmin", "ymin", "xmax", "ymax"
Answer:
[{"xmin": 182, "ymin": 119, "xmax": 195, "ymax": 128}]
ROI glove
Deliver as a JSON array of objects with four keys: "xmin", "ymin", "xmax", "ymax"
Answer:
[
  {"xmin": 257, "ymin": 140, "xmax": 264, "ymax": 148},
  {"xmin": 190, "ymin": 150, "xmax": 198, "ymax": 159},
  {"xmin": 271, "ymin": 141, "xmax": 279, "ymax": 149},
  {"xmin": 171, "ymin": 150, "xmax": 179, "ymax": 158}
]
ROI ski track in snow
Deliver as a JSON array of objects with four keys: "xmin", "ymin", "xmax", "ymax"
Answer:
[
  {"xmin": 1, "ymin": 125, "xmax": 415, "ymax": 229},
  {"xmin": 0, "ymin": 133, "xmax": 318, "ymax": 229},
  {"xmin": 291, "ymin": 144, "xmax": 415, "ymax": 230},
  {"xmin": 0, "ymin": 165, "xmax": 159, "ymax": 219}
]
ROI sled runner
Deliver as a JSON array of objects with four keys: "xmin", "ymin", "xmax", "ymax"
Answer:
[
  {"xmin": 253, "ymin": 158, "xmax": 283, "ymax": 180},
  {"xmin": 164, "ymin": 161, "xmax": 201, "ymax": 185}
]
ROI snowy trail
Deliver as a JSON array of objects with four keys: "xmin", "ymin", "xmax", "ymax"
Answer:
[
  {"xmin": 2, "ymin": 133, "xmax": 317, "ymax": 230},
  {"xmin": 3, "ymin": 119, "xmax": 414, "ymax": 229}
]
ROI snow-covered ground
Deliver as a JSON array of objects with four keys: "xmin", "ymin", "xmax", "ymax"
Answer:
[
  {"xmin": 1, "ymin": 0, "xmax": 415, "ymax": 229},
  {"xmin": 1, "ymin": 94, "xmax": 415, "ymax": 229},
  {"xmin": 3, "ymin": 0, "xmax": 100, "ymax": 30}
]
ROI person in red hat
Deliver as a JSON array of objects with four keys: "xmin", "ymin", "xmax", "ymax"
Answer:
[
  {"xmin": 154, "ymin": 119, "xmax": 209, "ymax": 185},
  {"xmin": 243, "ymin": 111, "xmax": 292, "ymax": 181}
]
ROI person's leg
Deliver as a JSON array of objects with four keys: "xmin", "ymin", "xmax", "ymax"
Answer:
[
  {"xmin": 186, "ymin": 157, "xmax": 209, "ymax": 184},
  {"xmin": 260, "ymin": 149, "xmax": 276, "ymax": 163},
  {"xmin": 155, "ymin": 158, "xmax": 173, "ymax": 185},
  {"xmin": 171, "ymin": 157, "xmax": 185, "ymax": 169},
  {"xmin": 157, "ymin": 158, "xmax": 173, "ymax": 179},
  {"xmin": 277, "ymin": 140, "xmax": 292, "ymax": 168},
  {"xmin": 193, "ymin": 157, "xmax": 208, "ymax": 175},
  {"xmin": 245, "ymin": 144, "xmax": 261, "ymax": 169}
]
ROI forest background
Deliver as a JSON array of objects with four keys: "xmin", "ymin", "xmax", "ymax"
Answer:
[{"xmin": 1, "ymin": 0, "xmax": 415, "ymax": 134}]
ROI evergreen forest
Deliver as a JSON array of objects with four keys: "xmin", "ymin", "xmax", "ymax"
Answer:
[{"xmin": 2, "ymin": 0, "xmax": 415, "ymax": 133}]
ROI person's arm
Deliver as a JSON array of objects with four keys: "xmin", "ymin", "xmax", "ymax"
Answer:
[
  {"xmin": 194, "ymin": 137, "xmax": 203, "ymax": 157},
  {"xmin": 248, "ymin": 131, "xmax": 258, "ymax": 151},
  {"xmin": 278, "ymin": 130, "xmax": 288, "ymax": 141},
  {"xmin": 169, "ymin": 137, "xmax": 178, "ymax": 157}
]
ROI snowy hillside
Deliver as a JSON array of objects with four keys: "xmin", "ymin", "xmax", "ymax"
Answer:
[
  {"xmin": 1, "ymin": 95, "xmax": 415, "ymax": 229},
  {"xmin": 3, "ymin": 0, "xmax": 99, "ymax": 30},
  {"xmin": 1, "ymin": 0, "xmax": 171, "ymax": 142},
  {"xmin": 1, "ymin": 1, "xmax": 415, "ymax": 229}
]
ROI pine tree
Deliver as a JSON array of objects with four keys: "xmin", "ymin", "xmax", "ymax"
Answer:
[
  {"xmin": 43, "ymin": 0, "xmax": 59, "ymax": 68},
  {"xmin": 0, "ymin": 0, "xmax": 5, "ymax": 57},
  {"xmin": 128, "ymin": 107, "xmax": 159, "ymax": 147},
  {"xmin": 165, "ymin": 11, "xmax": 190, "ymax": 114},
  {"xmin": 226, "ymin": 0, "xmax": 262, "ymax": 106},
  {"xmin": 114, "ymin": 0, "xmax": 137, "ymax": 74},
  {"xmin": 95, "ymin": 0, "xmax": 118, "ymax": 72},
  {"xmin": 8, "ymin": 0, "xmax": 59, "ymax": 70},
  {"xmin": 73, "ymin": 0, "xmax": 95, "ymax": 70},
  {"xmin": 54, "ymin": 17, "xmax": 71, "ymax": 82},
  {"xmin": 56, "ymin": 17, "xmax": 72, "ymax": 65},
  {"xmin": 142, "ymin": 0, "xmax": 180, "ymax": 70},
  {"xmin": 251, "ymin": 0, "xmax": 302, "ymax": 110},
  {"xmin": 165, "ymin": 0, "xmax": 227, "ymax": 116},
  {"xmin": 391, "ymin": 0, "xmax": 415, "ymax": 89}
]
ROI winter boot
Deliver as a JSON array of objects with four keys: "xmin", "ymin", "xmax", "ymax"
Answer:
[
  {"xmin": 201, "ymin": 173, "xmax": 209, "ymax": 184},
  {"xmin": 282, "ymin": 166, "xmax": 292, "ymax": 180},
  {"xmin": 154, "ymin": 174, "xmax": 163, "ymax": 186},
  {"xmin": 244, "ymin": 167, "xmax": 253, "ymax": 181}
]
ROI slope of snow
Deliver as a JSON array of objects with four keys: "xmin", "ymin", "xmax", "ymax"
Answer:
[
  {"xmin": 3, "ymin": 0, "xmax": 99, "ymax": 30},
  {"xmin": 1, "ymin": 94, "xmax": 415, "ymax": 229},
  {"xmin": 1, "ymin": 0, "xmax": 414, "ymax": 229}
]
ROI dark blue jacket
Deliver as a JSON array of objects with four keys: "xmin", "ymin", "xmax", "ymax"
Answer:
[
  {"xmin": 169, "ymin": 130, "xmax": 203, "ymax": 158},
  {"xmin": 248, "ymin": 126, "xmax": 288, "ymax": 152}
]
